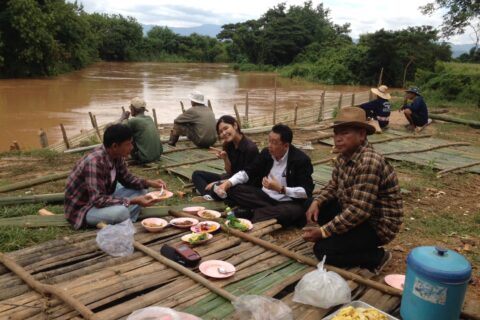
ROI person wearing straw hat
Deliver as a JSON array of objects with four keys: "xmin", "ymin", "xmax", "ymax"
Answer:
[
  {"xmin": 360, "ymin": 85, "xmax": 392, "ymax": 129},
  {"xmin": 168, "ymin": 91, "xmax": 217, "ymax": 148},
  {"xmin": 302, "ymin": 107, "xmax": 403, "ymax": 274},
  {"xmin": 400, "ymin": 86, "xmax": 429, "ymax": 131},
  {"xmin": 120, "ymin": 97, "xmax": 162, "ymax": 164}
]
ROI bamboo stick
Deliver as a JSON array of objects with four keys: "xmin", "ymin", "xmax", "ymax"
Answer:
[
  {"xmin": 152, "ymin": 108, "xmax": 158, "ymax": 129},
  {"xmin": 378, "ymin": 67, "xmax": 384, "ymax": 87},
  {"xmin": 245, "ymin": 92, "xmax": 249, "ymax": 122},
  {"xmin": 436, "ymin": 161, "xmax": 480, "ymax": 177},
  {"xmin": 383, "ymin": 142, "xmax": 470, "ymax": 156},
  {"xmin": 0, "ymin": 193, "xmax": 64, "ymax": 206},
  {"xmin": 318, "ymin": 91, "xmax": 325, "ymax": 122},
  {"xmin": 273, "ymin": 77, "xmax": 277, "ymax": 124},
  {"xmin": 233, "ymin": 104, "xmax": 242, "ymax": 127},
  {"xmin": 143, "ymin": 156, "xmax": 219, "ymax": 171},
  {"xmin": 370, "ymin": 134, "xmax": 432, "ymax": 144},
  {"xmin": 0, "ymin": 172, "xmax": 69, "ymax": 193},
  {"xmin": 294, "ymin": 104, "xmax": 299, "ymax": 126},
  {"xmin": 208, "ymin": 100, "xmax": 213, "ymax": 111},
  {"xmin": 337, "ymin": 93, "xmax": 343, "ymax": 109},
  {"xmin": 0, "ymin": 253, "xmax": 97, "ymax": 320},
  {"xmin": 180, "ymin": 101, "xmax": 185, "ymax": 113},
  {"xmin": 38, "ymin": 129, "xmax": 48, "ymax": 148},
  {"xmin": 351, "ymin": 93, "xmax": 355, "ymax": 106},
  {"xmin": 429, "ymin": 114, "xmax": 480, "ymax": 128},
  {"xmin": 60, "ymin": 124, "xmax": 70, "ymax": 149},
  {"xmin": 312, "ymin": 157, "xmax": 335, "ymax": 165}
]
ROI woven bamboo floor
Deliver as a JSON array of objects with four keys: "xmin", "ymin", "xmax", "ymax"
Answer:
[{"xmin": 0, "ymin": 214, "xmax": 402, "ymax": 319}]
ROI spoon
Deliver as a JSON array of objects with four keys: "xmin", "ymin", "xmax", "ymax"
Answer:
[{"xmin": 217, "ymin": 267, "xmax": 235, "ymax": 275}]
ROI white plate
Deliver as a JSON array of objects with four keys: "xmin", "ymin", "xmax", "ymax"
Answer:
[
  {"xmin": 225, "ymin": 218, "xmax": 253, "ymax": 231},
  {"xmin": 197, "ymin": 209, "xmax": 222, "ymax": 219},
  {"xmin": 181, "ymin": 232, "xmax": 213, "ymax": 245},
  {"xmin": 199, "ymin": 260, "xmax": 236, "ymax": 278},
  {"xmin": 170, "ymin": 217, "xmax": 199, "ymax": 228},
  {"xmin": 182, "ymin": 206, "xmax": 205, "ymax": 214},
  {"xmin": 141, "ymin": 218, "xmax": 168, "ymax": 232}
]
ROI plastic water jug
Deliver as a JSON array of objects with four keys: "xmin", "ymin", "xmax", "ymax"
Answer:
[{"xmin": 400, "ymin": 246, "xmax": 471, "ymax": 320}]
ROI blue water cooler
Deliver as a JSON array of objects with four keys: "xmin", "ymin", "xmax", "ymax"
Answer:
[{"xmin": 400, "ymin": 246, "xmax": 471, "ymax": 320}]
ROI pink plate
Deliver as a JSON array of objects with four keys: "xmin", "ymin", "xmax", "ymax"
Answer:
[
  {"xmin": 190, "ymin": 221, "xmax": 220, "ymax": 233},
  {"xmin": 199, "ymin": 260, "xmax": 236, "ymax": 278},
  {"xmin": 225, "ymin": 218, "xmax": 253, "ymax": 231},
  {"xmin": 146, "ymin": 190, "xmax": 174, "ymax": 201},
  {"xmin": 197, "ymin": 209, "xmax": 222, "ymax": 219},
  {"xmin": 141, "ymin": 218, "xmax": 168, "ymax": 232},
  {"xmin": 183, "ymin": 206, "xmax": 205, "ymax": 214},
  {"xmin": 384, "ymin": 274, "xmax": 405, "ymax": 291},
  {"xmin": 170, "ymin": 217, "xmax": 199, "ymax": 228}
]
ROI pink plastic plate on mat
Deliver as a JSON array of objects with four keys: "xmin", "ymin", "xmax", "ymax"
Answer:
[
  {"xmin": 199, "ymin": 260, "xmax": 236, "ymax": 278},
  {"xmin": 384, "ymin": 274, "xmax": 405, "ymax": 291}
]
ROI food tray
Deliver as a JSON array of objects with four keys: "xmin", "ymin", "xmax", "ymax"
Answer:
[{"xmin": 321, "ymin": 300, "xmax": 399, "ymax": 320}]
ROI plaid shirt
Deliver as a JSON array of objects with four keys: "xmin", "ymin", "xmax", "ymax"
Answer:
[
  {"xmin": 64, "ymin": 146, "xmax": 147, "ymax": 229},
  {"xmin": 316, "ymin": 141, "xmax": 403, "ymax": 244}
]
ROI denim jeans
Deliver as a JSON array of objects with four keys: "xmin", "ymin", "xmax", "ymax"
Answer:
[{"xmin": 85, "ymin": 185, "xmax": 147, "ymax": 227}]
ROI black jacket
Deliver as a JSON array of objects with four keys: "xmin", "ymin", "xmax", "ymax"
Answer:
[{"xmin": 245, "ymin": 144, "xmax": 314, "ymax": 201}]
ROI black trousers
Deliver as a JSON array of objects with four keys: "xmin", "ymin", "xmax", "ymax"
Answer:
[
  {"xmin": 225, "ymin": 184, "xmax": 308, "ymax": 227},
  {"xmin": 191, "ymin": 170, "xmax": 225, "ymax": 200},
  {"xmin": 313, "ymin": 200, "xmax": 384, "ymax": 269}
]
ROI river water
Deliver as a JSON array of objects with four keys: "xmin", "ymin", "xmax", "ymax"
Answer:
[{"xmin": 0, "ymin": 62, "xmax": 369, "ymax": 151}]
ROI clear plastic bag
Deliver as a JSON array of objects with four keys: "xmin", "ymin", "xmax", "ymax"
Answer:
[
  {"xmin": 292, "ymin": 256, "xmax": 351, "ymax": 308},
  {"xmin": 232, "ymin": 295, "xmax": 293, "ymax": 320},
  {"xmin": 96, "ymin": 219, "xmax": 136, "ymax": 257},
  {"xmin": 126, "ymin": 307, "xmax": 201, "ymax": 320}
]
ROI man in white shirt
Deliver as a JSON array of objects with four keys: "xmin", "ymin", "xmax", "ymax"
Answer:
[{"xmin": 216, "ymin": 124, "xmax": 314, "ymax": 226}]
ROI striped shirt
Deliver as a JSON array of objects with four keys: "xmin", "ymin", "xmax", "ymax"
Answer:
[
  {"xmin": 64, "ymin": 146, "xmax": 147, "ymax": 229},
  {"xmin": 315, "ymin": 141, "xmax": 403, "ymax": 244}
]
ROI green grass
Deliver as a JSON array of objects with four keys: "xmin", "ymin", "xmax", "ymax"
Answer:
[{"xmin": 0, "ymin": 226, "xmax": 75, "ymax": 252}]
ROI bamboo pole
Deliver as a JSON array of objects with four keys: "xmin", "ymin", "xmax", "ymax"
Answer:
[
  {"xmin": 312, "ymin": 157, "xmax": 335, "ymax": 165},
  {"xmin": 370, "ymin": 134, "xmax": 432, "ymax": 144},
  {"xmin": 0, "ymin": 172, "xmax": 69, "ymax": 193},
  {"xmin": 294, "ymin": 104, "xmax": 299, "ymax": 126},
  {"xmin": 207, "ymin": 100, "xmax": 213, "ymax": 111},
  {"xmin": 92, "ymin": 115, "xmax": 102, "ymax": 141},
  {"xmin": 143, "ymin": 156, "xmax": 219, "ymax": 171},
  {"xmin": 180, "ymin": 101, "xmax": 185, "ymax": 113},
  {"xmin": 233, "ymin": 104, "xmax": 242, "ymax": 127},
  {"xmin": 245, "ymin": 92, "xmax": 249, "ymax": 122},
  {"xmin": 318, "ymin": 91, "xmax": 325, "ymax": 122},
  {"xmin": 429, "ymin": 114, "xmax": 480, "ymax": 128},
  {"xmin": 436, "ymin": 161, "xmax": 480, "ymax": 178},
  {"xmin": 377, "ymin": 67, "xmax": 384, "ymax": 87},
  {"xmin": 0, "ymin": 252, "xmax": 97, "ymax": 320},
  {"xmin": 273, "ymin": 77, "xmax": 277, "ymax": 124},
  {"xmin": 337, "ymin": 93, "xmax": 343, "ymax": 109},
  {"xmin": 383, "ymin": 142, "xmax": 470, "ymax": 156},
  {"xmin": 0, "ymin": 193, "xmax": 64, "ymax": 206},
  {"xmin": 88, "ymin": 112, "xmax": 96, "ymax": 129},
  {"xmin": 38, "ymin": 129, "xmax": 48, "ymax": 148},
  {"xmin": 60, "ymin": 124, "xmax": 70, "ymax": 149},
  {"xmin": 351, "ymin": 93, "xmax": 356, "ymax": 107},
  {"xmin": 152, "ymin": 108, "xmax": 158, "ymax": 129}
]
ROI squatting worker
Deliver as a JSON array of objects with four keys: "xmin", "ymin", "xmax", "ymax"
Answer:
[
  {"xmin": 120, "ymin": 97, "xmax": 162, "ymax": 164},
  {"xmin": 400, "ymin": 86, "xmax": 429, "ymax": 131},
  {"xmin": 168, "ymin": 91, "xmax": 217, "ymax": 148},
  {"xmin": 65, "ymin": 124, "xmax": 166, "ymax": 229},
  {"xmin": 303, "ymin": 107, "xmax": 403, "ymax": 273}
]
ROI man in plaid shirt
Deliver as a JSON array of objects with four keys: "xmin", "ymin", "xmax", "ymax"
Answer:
[
  {"xmin": 303, "ymin": 107, "xmax": 403, "ymax": 273},
  {"xmin": 65, "ymin": 124, "xmax": 166, "ymax": 229}
]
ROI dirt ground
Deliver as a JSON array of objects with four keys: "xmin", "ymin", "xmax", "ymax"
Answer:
[{"xmin": 0, "ymin": 113, "xmax": 479, "ymax": 315}]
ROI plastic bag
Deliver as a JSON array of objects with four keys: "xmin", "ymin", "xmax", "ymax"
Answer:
[
  {"xmin": 126, "ymin": 307, "xmax": 201, "ymax": 320},
  {"xmin": 96, "ymin": 219, "xmax": 136, "ymax": 257},
  {"xmin": 232, "ymin": 295, "xmax": 293, "ymax": 320},
  {"xmin": 292, "ymin": 256, "xmax": 351, "ymax": 308}
]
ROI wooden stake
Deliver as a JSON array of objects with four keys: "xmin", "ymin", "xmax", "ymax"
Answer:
[
  {"xmin": 378, "ymin": 67, "xmax": 384, "ymax": 87},
  {"xmin": 294, "ymin": 104, "xmax": 299, "ymax": 126},
  {"xmin": 38, "ymin": 129, "xmax": 48, "ymax": 148},
  {"xmin": 245, "ymin": 92, "xmax": 249, "ymax": 122},
  {"xmin": 233, "ymin": 104, "xmax": 242, "ymax": 127},
  {"xmin": 207, "ymin": 100, "xmax": 213, "ymax": 111},
  {"xmin": 121, "ymin": 106, "xmax": 125, "ymax": 114},
  {"xmin": 273, "ymin": 77, "xmax": 277, "ymax": 124},
  {"xmin": 180, "ymin": 101, "xmax": 185, "ymax": 113},
  {"xmin": 60, "ymin": 124, "xmax": 70, "ymax": 149},
  {"xmin": 318, "ymin": 91, "xmax": 325, "ymax": 122},
  {"xmin": 351, "ymin": 93, "xmax": 356, "ymax": 107},
  {"xmin": 337, "ymin": 93, "xmax": 343, "ymax": 109},
  {"xmin": 88, "ymin": 112, "xmax": 96, "ymax": 129},
  {"xmin": 152, "ymin": 108, "xmax": 158, "ymax": 129}
]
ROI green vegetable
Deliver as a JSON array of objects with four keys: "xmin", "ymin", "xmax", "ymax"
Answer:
[
  {"xmin": 189, "ymin": 232, "xmax": 208, "ymax": 244},
  {"xmin": 226, "ymin": 215, "xmax": 248, "ymax": 231}
]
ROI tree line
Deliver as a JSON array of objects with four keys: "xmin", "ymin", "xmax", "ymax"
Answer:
[{"xmin": 0, "ymin": 0, "xmax": 477, "ymax": 87}]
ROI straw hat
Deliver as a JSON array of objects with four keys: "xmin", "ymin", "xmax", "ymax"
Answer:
[
  {"xmin": 332, "ymin": 107, "xmax": 376, "ymax": 135},
  {"xmin": 130, "ymin": 97, "xmax": 148, "ymax": 111},
  {"xmin": 371, "ymin": 85, "xmax": 391, "ymax": 100},
  {"xmin": 189, "ymin": 91, "xmax": 206, "ymax": 105}
]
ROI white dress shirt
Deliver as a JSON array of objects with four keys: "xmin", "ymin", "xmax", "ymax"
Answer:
[{"xmin": 228, "ymin": 148, "xmax": 307, "ymax": 201}]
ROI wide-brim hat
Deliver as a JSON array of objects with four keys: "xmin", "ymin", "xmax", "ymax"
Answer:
[
  {"xmin": 189, "ymin": 91, "xmax": 206, "ymax": 105},
  {"xmin": 371, "ymin": 85, "xmax": 391, "ymax": 100},
  {"xmin": 331, "ymin": 106, "xmax": 376, "ymax": 135},
  {"xmin": 405, "ymin": 86, "xmax": 421, "ymax": 96},
  {"xmin": 130, "ymin": 97, "xmax": 148, "ymax": 111}
]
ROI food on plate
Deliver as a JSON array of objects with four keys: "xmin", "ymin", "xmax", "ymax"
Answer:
[
  {"xmin": 144, "ymin": 222, "xmax": 164, "ymax": 228},
  {"xmin": 199, "ymin": 210, "xmax": 218, "ymax": 219},
  {"xmin": 226, "ymin": 215, "xmax": 249, "ymax": 231},
  {"xmin": 197, "ymin": 222, "xmax": 217, "ymax": 232},
  {"xmin": 188, "ymin": 232, "xmax": 208, "ymax": 244},
  {"xmin": 331, "ymin": 306, "xmax": 388, "ymax": 320},
  {"xmin": 171, "ymin": 220, "xmax": 194, "ymax": 226}
]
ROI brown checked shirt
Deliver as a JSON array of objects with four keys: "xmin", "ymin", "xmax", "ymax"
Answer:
[{"xmin": 315, "ymin": 141, "xmax": 403, "ymax": 244}]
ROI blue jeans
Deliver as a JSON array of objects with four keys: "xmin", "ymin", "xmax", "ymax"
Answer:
[{"xmin": 85, "ymin": 186, "xmax": 147, "ymax": 227}]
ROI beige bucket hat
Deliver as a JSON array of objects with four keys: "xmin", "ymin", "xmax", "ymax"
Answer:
[
  {"xmin": 332, "ymin": 106, "xmax": 376, "ymax": 135},
  {"xmin": 189, "ymin": 91, "xmax": 206, "ymax": 105},
  {"xmin": 130, "ymin": 97, "xmax": 148, "ymax": 111},
  {"xmin": 371, "ymin": 85, "xmax": 391, "ymax": 100}
]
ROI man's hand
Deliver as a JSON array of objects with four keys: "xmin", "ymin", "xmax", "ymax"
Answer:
[
  {"xmin": 262, "ymin": 176, "xmax": 282, "ymax": 193},
  {"xmin": 130, "ymin": 195, "xmax": 157, "ymax": 207},
  {"xmin": 302, "ymin": 226, "xmax": 323, "ymax": 242},
  {"xmin": 146, "ymin": 179, "xmax": 166, "ymax": 189},
  {"xmin": 120, "ymin": 110, "xmax": 130, "ymax": 121},
  {"xmin": 216, "ymin": 180, "xmax": 232, "ymax": 194},
  {"xmin": 306, "ymin": 199, "xmax": 320, "ymax": 224}
]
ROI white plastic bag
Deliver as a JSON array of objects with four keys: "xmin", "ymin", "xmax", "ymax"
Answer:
[
  {"xmin": 292, "ymin": 256, "xmax": 351, "ymax": 308},
  {"xmin": 126, "ymin": 306, "xmax": 201, "ymax": 320},
  {"xmin": 232, "ymin": 295, "xmax": 293, "ymax": 320},
  {"xmin": 96, "ymin": 219, "xmax": 136, "ymax": 257}
]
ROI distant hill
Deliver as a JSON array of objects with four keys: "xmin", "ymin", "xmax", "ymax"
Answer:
[
  {"xmin": 451, "ymin": 43, "xmax": 476, "ymax": 57},
  {"xmin": 142, "ymin": 24, "xmax": 222, "ymax": 38}
]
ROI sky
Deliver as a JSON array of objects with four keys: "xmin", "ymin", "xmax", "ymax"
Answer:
[{"xmin": 73, "ymin": 0, "xmax": 475, "ymax": 45}]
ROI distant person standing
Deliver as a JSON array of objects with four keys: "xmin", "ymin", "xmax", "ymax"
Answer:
[
  {"xmin": 168, "ymin": 91, "xmax": 217, "ymax": 148},
  {"xmin": 401, "ymin": 87, "xmax": 429, "ymax": 131},
  {"xmin": 360, "ymin": 85, "xmax": 392, "ymax": 129},
  {"xmin": 120, "ymin": 97, "xmax": 162, "ymax": 163}
]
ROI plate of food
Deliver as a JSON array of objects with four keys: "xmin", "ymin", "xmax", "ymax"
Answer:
[
  {"xmin": 181, "ymin": 232, "xmax": 213, "ymax": 245},
  {"xmin": 170, "ymin": 217, "xmax": 199, "ymax": 228},
  {"xmin": 322, "ymin": 301, "xmax": 398, "ymax": 320},
  {"xmin": 190, "ymin": 221, "xmax": 220, "ymax": 233},
  {"xmin": 199, "ymin": 260, "xmax": 236, "ymax": 278},
  {"xmin": 197, "ymin": 209, "xmax": 222, "ymax": 219},
  {"xmin": 141, "ymin": 218, "xmax": 168, "ymax": 232},
  {"xmin": 225, "ymin": 217, "xmax": 253, "ymax": 231},
  {"xmin": 182, "ymin": 206, "xmax": 205, "ymax": 215},
  {"xmin": 146, "ymin": 189, "xmax": 174, "ymax": 201}
]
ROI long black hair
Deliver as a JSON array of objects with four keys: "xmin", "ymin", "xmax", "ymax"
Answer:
[{"xmin": 216, "ymin": 115, "xmax": 242, "ymax": 135}]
